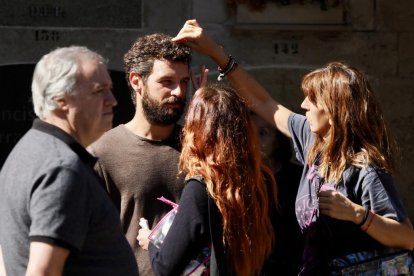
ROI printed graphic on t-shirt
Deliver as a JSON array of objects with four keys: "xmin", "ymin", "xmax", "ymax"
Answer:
[{"xmin": 295, "ymin": 165, "xmax": 320, "ymax": 230}]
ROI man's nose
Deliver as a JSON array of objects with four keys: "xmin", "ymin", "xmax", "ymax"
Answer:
[
  {"xmin": 105, "ymin": 91, "xmax": 118, "ymax": 107},
  {"xmin": 171, "ymin": 83, "xmax": 186, "ymax": 98}
]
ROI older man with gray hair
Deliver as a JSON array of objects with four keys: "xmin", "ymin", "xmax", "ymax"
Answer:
[{"xmin": 0, "ymin": 46, "xmax": 138, "ymax": 275}]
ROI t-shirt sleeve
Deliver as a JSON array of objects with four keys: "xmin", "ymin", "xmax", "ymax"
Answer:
[
  {"xmin": 149, "ymin": 179, "xmax": 209, "ymax": 275},
  {"xmin": 29, "ymin": 167, "xmax": 91, "ymax": 251},
  {"xmin": 359, "ymin": 168, "xmax": 407, "ymax": 221},
  {"xmin": 288, "ymin": 113, "xmax": 313, "ymax": 165}
]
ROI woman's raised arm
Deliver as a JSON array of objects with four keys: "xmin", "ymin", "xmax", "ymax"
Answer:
[{"xmin": 173, "ymin": 19, "xmax": 293, "ymax": 137}]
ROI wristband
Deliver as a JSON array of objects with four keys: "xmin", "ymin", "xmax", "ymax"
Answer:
[
  {"xmin": 361, "ymin": 211, "xmax": 374, "ymax": 232},
  {"xmin": 356, "ymin": 207, "xmax": 369, "ymax": 227},
  {"xmin": 217, "ymin": 55, "xmax": 238, "ymax": 81}
]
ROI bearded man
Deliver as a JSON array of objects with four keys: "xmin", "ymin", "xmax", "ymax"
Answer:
[{"xmin": 88, "ymin": 33, "xmax": 206, "ymax": 276}]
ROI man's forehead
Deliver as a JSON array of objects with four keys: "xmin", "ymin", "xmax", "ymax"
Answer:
[
  {"xmin": 78, "ymin": 61, "xmax": 111, "ymax": 82},
  {"xmin": 152, "ymin": 59, "xmax": 189, "ymax": 74}
]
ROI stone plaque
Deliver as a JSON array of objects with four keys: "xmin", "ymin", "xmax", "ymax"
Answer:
[{"xmin": 0, "ymin": 0, "xmax": 142, "ymax": 29}]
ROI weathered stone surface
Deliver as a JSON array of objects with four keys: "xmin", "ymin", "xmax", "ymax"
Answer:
[
  {"xmin": 377, "ymin": 0, "xmax": 414, "ymax": 32},
  {"xmin": 367, "ymin": 77, "xmax": 414, "ymax": 215},
  {"xmin": 193, "ymin": 0, "xmax": 228, "ymax": 23},
  {"xmin": 347, "ymin": 0, "xmax": 375, "ymax": 31},
  {"xmin": 236, "ymin": 2, "xmax": 344, "ymax": 25},
  {"xmin": 0, "ymin": 27, "xmax": 142, "ymax": 71},
  {"xmin": 143, "ymin": 0, "xmax": 191, "ymax": 33},
  {"xmin": 399, "ymin": 33, "xmax": 414, "ymax": 78},
  {"xmin": 222, "ymin": 31, "xmax": 398, "ymax": 78},
  {"xmin": 0, "ymin": 0, "xmax": 142, "ymax": 29}
]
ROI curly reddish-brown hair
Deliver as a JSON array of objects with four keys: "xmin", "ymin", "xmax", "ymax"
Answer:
[
  {"xmin": 179, "ymin": 83, "xmax": 277, "ymax": 276},
  {"xmin": 123, "ymin": 33, "xmax": 191, "ymax": 105}
]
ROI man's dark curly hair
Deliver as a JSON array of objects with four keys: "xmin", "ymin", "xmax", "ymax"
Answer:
[{"xmin": 123, "ymin": 33, "xmax": 192, "ymax": 105}]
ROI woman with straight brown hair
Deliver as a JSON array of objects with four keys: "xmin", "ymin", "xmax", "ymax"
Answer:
[
  {"xmin": 173, "ymin": 19, "xmax": 414, "ymax": 275},
  {"xmin": 138, "ymin": 83, "xmax": 277, "ymax": 276}
]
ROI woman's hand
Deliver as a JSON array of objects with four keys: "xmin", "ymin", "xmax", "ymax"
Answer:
[
  {"xmin": 137, "ymin": 228, "xmax": 151, "ymax": 251},
  {"xmin": 173, "ymin": 19, "xmax": 229, "ymax": 68},
  {"xmin": 318, "ymin": 189, "xmax": 365, "ymax": 224},
  {"xmin": 173, "ymin": 20, "xmax": 216, "ymax": 55},
  {"xmin": 319, "ymin": 189, "xmax": 414, "ymax": 249}
]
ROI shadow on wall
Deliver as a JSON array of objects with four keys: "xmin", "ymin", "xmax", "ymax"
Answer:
[{"xmin": 0, "ymin": 64, "xmax": 134, "ymax": 168}]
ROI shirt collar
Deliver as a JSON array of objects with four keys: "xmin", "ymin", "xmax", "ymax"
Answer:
[{"xmin": 32, "ymin": 119, "xmax": 97, "ymax": 167}]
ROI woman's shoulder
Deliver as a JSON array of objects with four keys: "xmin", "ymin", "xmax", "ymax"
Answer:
[
  {"xmin": 181, "ymin": 177, "xmax": 209, "ymax": 205},
  {"xmin": 288, "ymin": 112, "xmax": 308, "ymax": 129},
  {"xmin": 357, "ymin": 165, "xmax": 391, "ymax": 178},
  {"xmin": 185, "ymin": 176, "xmax": 206, "ymax": 190},
  {"xmin": 344, "ymin": 165, "xmax": 393, "ymax": 187}
]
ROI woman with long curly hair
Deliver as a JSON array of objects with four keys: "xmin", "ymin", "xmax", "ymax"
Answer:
[
  {"xmin": 173, "ymin": 19, "xmax": 414, "ymax": 275},
  {"xmin": 138, "ymin": 83, "xmax": 277, "ymax": 276}
]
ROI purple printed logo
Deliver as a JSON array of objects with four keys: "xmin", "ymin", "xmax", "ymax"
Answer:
[{"xmin": 295, "ymin": 165, "xmax": 320, "ymax": 229}]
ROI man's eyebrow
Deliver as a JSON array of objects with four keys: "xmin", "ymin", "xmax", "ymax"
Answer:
[{"xmin": 94, "ymin": 81, "xmax": 113, "ymax": 88}]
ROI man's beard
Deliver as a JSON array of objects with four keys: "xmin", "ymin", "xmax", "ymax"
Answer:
[{"xmin": 141, "ymin": 89, "xmax": 186, "ymax": 125}]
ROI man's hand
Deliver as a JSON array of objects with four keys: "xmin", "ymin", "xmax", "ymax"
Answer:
[
  {"xmin": 191, "ymin": 65, "xmax": 209, "ymax": 91},
  {"xmin": 137, "ymin": 228, "xmax": 151, "ymax": 251}
]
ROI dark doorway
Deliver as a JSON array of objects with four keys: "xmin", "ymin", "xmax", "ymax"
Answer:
[{"xmin": 0, "ymin": 64, "xmax": 134, "ymax": 168}]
